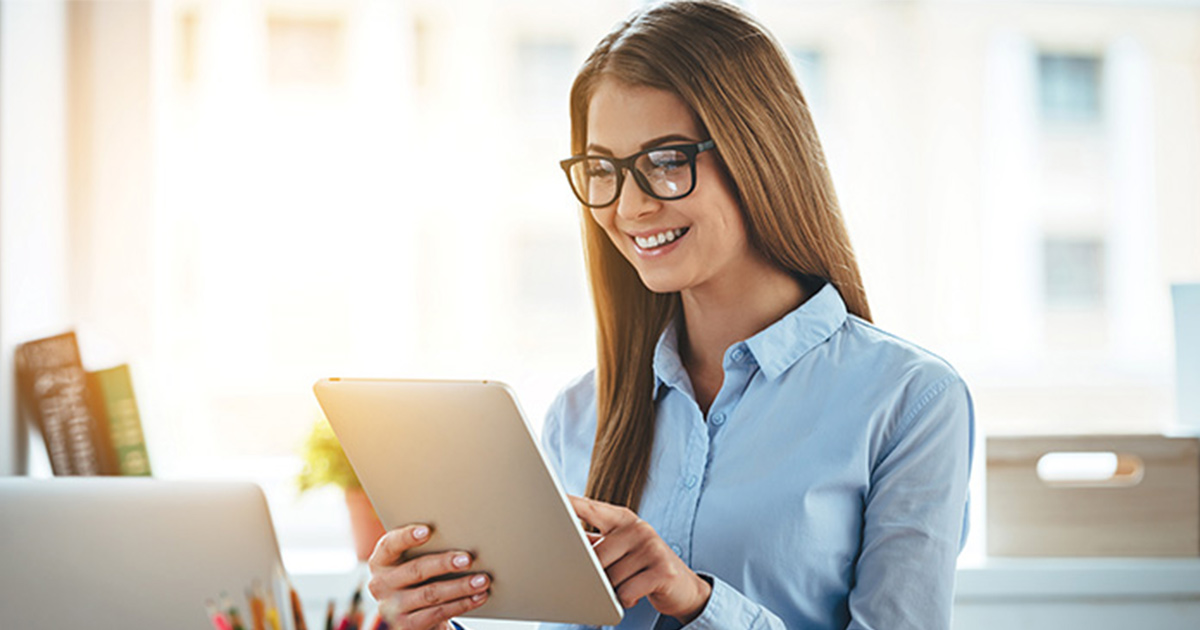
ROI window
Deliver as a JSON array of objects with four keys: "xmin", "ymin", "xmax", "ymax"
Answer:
[
  {"xmin": 177, "ymin": 10, "xmax": 200, "ymax": 85},
  {"xmin": 1038, "ymin": 53, "xmax": 1102, "ymax": 125},
  {"xmin": 788, "ymin": 47, "xmax": 825, "ymax": 115},
  {"xmin": 515, "ymin": 39, "xmax": 576, "ymax": 122},
  {"xmin": 267, "ymin": 16, "xmax": 345, "ymax": 87},
  {"xmin": 1044, "ymin": 237, "xmax": 1106, "ymax": 309}
]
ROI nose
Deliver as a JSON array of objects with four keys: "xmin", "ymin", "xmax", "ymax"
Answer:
[{"xmin": 614, "ymin": 169, "xmax": 661, "ymax": 222}]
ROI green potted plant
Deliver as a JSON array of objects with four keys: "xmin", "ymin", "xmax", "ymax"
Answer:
[{"xmin": 297, "ymin": 417, "xmax": 386, "ymax": 562}]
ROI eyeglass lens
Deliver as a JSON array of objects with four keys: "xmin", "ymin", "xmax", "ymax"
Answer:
[{"xmin": 568, "ymin": 147, "xmax": 693, "ymax": 207}]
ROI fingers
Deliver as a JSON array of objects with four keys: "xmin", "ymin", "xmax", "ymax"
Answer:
[
  {"xmin": 397, "ymin": 573, "xmax": 491, "ymax": 615},
  {"xmin": 569, "ymin": 495, "xmax": 638, "ymax": 535},
  {"xmin": 604, "ymin": 546, "xmax": 652, "ymax": 590},
  {"xmin": 401, "ymin": 550, "xmax": 475, "ymax": 587},
  {"xmin": 379, "ymin": 591, "xmax": 489, "ymax": 630},
  {"xmin": 367, "ymin": 524, "xmax": 493, "ymax": 630},
  {"xmin": 369, "ymin": 550, "xmax": 475, "ymax": 599},
  {"xmin": 614, "ymin": 568, "xmax": 660, "ymax": 609},
  {"xmin": 592, "ymin": 516, "xmax": 657, "ymax": 564},
  {"xmin": 406, "ymin": 592, "xmax": 489, "ymax": 630},
  {"xmin": 369, "ymin": 524, "xmax": 432, "ymax": 570}
]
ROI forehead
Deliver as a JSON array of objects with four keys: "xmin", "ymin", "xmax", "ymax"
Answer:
[{"xmin": 586, "ymin": 78, "xmax": 701, "ymax": 153}]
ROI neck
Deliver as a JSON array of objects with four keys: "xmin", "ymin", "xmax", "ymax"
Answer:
[{"xmin": 678, "ymin": 259, "xmax": 809, "ymax": 382}]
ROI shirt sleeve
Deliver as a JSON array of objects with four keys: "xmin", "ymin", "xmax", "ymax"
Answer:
[
  {"xmin": 650, "ymin": 572, "xmax": 788, "ymax": 630},
  {"xmin": 847, "ymin": 373, "xmax": 975, "ymax": 630}
]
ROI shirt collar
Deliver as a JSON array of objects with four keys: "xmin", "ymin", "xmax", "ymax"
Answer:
[
  {"xmin": 652, "ymin": 282, "xmax": 849, "ymax": 397},
  {"xmin": 744, "ymin": 282, "xmax": 848, "ymax": 379},
  {"xmin": 652, "ymin": 315, "xmax": 690, "ymax": 401}
]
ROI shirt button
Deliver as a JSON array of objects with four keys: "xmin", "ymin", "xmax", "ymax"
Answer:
[
  {"xmin": 732, "ymin": 348, "xmax": 745, "ymax": 362},
  {"xmin": 670, "ymin": 544, "xmax": 683, "ymax": 556},
  {"xmin": 712, "ymin": 412, "xmax": 727, "ymax": 426},
  {"xmin": 685, "ymin": 475, "xmax": 698, "ymax": 489}
]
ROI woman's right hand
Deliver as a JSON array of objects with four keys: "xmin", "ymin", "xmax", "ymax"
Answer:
[{"xmin": 367, "ymin": 524, "xmax": 491, "ymax": 630}]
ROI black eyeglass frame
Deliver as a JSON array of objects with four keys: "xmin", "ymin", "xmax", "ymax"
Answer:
[{"xmin": 559, "ymin": 139, "xmax": 717, "ymax": 208}]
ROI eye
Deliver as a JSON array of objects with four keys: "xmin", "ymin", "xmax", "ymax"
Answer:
[
  {"xmin": 583, "ymin": 159, "xmax": 616, "ymax": 179},
  {"xmin": 646, "ymin": 149, "xmax": 688, "ymax": 172}
]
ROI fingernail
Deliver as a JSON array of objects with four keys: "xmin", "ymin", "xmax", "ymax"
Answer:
[
  {"xmin": 453, "ymin": 554, "xmax": 470, "ymax": 568},
  {"xmin": 413, "ymin": 526, "xmax": 429, "ymax": 539},
  {"xmin": 471, "ymin": 575, "xmax": 487, "ymax": 588},
  {"xmin": 472, "ymin": 593, "xmax": 486, "ymax": 603}
]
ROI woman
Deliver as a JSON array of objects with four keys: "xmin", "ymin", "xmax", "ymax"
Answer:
[{"xmin": 368, "ymin": 1, "xmax": 973, "ymax": 629}]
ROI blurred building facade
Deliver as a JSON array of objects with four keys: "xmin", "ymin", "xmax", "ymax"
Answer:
[{"xmin": 2, "ymin": 0, "xmax": 1198, "ymax": 549}]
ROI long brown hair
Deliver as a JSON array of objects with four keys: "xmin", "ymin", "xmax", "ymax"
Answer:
[{"xmin": 571, "ymin": 0, "xmax": 871, "ymax": 512}]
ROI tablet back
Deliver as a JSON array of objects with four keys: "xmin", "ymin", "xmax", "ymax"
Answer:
[
  {"xmin": 313, "ymin": 378, "xmax": 622, "ymax": 626},
  {"xmin": 0, "ymin": 478, "xmax": 291, "ymax": 630}
]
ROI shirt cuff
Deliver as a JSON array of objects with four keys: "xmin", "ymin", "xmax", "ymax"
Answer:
[{"xmin": 652, "ymin": 572, "xmax": 772, "ymax": 630}]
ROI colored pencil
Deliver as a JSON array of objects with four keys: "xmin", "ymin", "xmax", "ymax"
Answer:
[
  {"xmin": 290, "ymin": 584, "xmax": 309, "ymax": 630},
  {"xmin": 248, "ymin": 587, "xmax": 266, "ymax": 630},
  {"xmin": 207, "ymin": 599, "xmax": 234, "ymax": 630},
  {"xmin": 346, "ymin": 582, "xmax": 363, "ymax": 630},
  {"xmin": 221, "ymin": 593, "xmax": 246, "ymax": 630}
]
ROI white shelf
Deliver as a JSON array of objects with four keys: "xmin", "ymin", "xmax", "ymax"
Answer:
[{"xmin": 956, "ymin": 557, "xmax": 1200, "ymax": 601}]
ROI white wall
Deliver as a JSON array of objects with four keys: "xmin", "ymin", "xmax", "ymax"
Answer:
[{"xmin": 0, "ymin": 0, "xmax": 72, "ymax": 476}]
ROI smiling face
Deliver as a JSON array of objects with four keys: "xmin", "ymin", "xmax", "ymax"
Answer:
[{"xmin": 585, "ymin": 78, "xmax": 767, "ymax": 297}]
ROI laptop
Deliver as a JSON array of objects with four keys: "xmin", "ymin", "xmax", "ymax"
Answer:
[{"xmin": 0, "ymin": 478, "xmax": 291, "ymax": 630}]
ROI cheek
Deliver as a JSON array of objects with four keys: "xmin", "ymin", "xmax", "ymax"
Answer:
[
  {"xmin": 591, "ymin": 209, "xmax": 621, "ymax": 241},
  {"xmin": 695, "ymin": 189, "xmax": 750, "ymax": 244}
]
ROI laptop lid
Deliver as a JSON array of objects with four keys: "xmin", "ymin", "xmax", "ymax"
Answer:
[{"xmin": 0, "ymin": 478, "xmax": 291, "ymax": 630}]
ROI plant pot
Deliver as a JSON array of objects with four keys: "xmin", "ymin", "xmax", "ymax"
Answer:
[{"xmin": 344, "ymin": 487, "xmax": 387, "ymax": 562}]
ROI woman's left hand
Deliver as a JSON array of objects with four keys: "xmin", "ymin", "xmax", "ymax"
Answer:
[{"xmin": 569, "ymin": 495, "xmax": 713, "ymax": 624}]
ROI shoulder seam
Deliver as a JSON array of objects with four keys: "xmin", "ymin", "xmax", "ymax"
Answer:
[{"xmin": 877, "ymin": 373, "xmax": 960, "ymax": 467}]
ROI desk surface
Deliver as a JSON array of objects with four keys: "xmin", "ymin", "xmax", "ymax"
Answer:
[
  {"xmin": 286, "ymin": 550, "xmax": 1200, "ymax": 629},
  {"xmin": 286, "ymin": 548, "xmax": 1200, "ymax": 598}
]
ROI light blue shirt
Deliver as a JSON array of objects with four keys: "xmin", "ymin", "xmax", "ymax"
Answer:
[{"xmin": 539, "ymin": 283, "xmax": 974, "ymax": 630}]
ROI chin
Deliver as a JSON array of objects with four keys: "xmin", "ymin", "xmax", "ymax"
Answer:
[{"xmin": 636, "ymin": 270, "xmax": 688, "ymax": 295}]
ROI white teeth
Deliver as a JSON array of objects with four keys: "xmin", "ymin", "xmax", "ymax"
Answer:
[{"xmin": 634, "ymin": 228, "xmax": 687, "ymax": 250}]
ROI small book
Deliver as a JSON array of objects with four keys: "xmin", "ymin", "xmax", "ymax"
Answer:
[
  {"xmin": 88, "ymin": 364, "xmax": 152, "ymax": 476},
  {"xmin": 14, "ymin": 331, "xmax": 120, "ymax": 475}
]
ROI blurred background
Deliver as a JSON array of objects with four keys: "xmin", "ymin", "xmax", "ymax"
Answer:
[{"xmin": 1, "ymin": 0, "xmax": 1198, "ymax": 571}]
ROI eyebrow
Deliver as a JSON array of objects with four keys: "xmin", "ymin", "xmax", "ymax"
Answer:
[{"xmin": 585, "ymin": 133, "xmax": 698, "ymax": 156}]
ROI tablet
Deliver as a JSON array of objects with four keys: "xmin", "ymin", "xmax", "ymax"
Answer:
[{"xmin": 313, "ymin": 378, "xmax": 623, "ymax": 626}]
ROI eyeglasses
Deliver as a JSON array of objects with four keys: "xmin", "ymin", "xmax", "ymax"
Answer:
[{"xmin": 559, "ymin": 139, "xmax": 716, "ymax": 208}]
